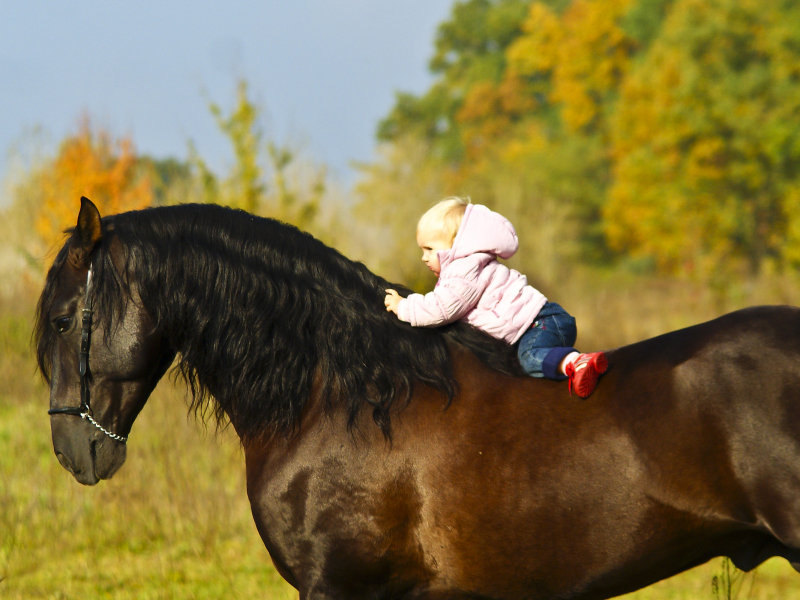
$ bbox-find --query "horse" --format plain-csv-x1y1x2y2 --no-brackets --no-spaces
36,197,800,600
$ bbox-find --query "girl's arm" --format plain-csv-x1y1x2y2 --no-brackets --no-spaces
395,276,483,327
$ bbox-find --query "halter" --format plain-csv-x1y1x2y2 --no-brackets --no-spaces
47,267,128,444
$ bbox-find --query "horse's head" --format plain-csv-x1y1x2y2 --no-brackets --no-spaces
36,198,174,485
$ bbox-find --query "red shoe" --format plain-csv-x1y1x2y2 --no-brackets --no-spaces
565,352,608,398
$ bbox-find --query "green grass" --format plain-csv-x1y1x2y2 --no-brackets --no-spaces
4,272,800,598
618,559,798,600
0,384,297,599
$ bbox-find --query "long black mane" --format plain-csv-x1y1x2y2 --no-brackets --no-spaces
37,204,522,440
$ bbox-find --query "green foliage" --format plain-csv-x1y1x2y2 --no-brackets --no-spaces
377,0,530,164
209,80,266,213
203,79,327,231
620,0,675,48
137,155,195,207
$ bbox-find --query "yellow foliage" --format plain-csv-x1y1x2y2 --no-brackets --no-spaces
506,2,563,76
553,0,636,130
685,137,726,183
501,121,548,163
783,187,800,268
34,118,152,251
510,0,636,131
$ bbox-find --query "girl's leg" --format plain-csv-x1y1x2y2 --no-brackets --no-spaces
518,344,575,379
517,302,607,397
517,303,577,379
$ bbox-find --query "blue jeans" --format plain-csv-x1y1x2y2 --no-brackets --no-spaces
517,302,577,380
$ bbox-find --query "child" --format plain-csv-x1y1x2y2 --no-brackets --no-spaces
384,197,607,398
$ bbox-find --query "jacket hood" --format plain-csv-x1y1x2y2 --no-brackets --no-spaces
450,204,519,260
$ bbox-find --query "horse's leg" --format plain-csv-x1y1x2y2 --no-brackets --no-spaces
745,474,800,571
724,373,800,572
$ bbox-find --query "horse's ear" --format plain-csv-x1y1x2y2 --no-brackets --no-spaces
67,197,103,269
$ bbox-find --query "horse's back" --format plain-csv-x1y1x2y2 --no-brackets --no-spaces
605,305,800,441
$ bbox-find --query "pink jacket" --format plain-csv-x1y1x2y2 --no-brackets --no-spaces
397,204,546,344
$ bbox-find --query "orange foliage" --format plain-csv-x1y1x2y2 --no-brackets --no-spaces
35,117,153,250
457,75,536,166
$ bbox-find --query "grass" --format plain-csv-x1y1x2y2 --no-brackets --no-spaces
618,559,799,600
0,381,297,599
3,271,800,599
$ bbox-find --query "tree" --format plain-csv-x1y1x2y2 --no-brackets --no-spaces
209,80,266,213
605,0,800,278
378,0,531,165
137,155,195,207
203,79,325,231
460,0,638,264
508,0,636,133
366,0,800,286
30,117,152,253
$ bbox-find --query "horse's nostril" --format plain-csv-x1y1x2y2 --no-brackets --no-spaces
55,451,76,473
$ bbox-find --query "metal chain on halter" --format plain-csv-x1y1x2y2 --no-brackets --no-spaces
83,413,128,443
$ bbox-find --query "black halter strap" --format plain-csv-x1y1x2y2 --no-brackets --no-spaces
48,268,128,443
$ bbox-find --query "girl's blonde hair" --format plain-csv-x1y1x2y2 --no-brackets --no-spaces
417,196,469,244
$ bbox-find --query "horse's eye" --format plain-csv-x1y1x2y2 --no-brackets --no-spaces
53,316,73,334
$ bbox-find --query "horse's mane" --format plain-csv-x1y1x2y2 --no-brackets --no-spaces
37,204,522,441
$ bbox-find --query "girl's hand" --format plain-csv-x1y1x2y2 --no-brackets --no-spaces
384,289,402,314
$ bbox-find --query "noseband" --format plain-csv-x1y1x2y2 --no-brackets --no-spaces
47,267,128,444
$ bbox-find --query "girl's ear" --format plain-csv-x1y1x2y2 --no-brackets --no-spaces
67,197,103,269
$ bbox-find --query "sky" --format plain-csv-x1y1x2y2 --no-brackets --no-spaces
0,1,454,197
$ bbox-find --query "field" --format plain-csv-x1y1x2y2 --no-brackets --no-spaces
3,270,800,599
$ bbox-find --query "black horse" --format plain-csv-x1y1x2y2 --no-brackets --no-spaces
36,198,800,599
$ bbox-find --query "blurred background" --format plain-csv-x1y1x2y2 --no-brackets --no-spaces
3,0,800,597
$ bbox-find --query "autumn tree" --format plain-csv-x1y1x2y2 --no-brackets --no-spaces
483,0,638,265
366,0,800,291
605,0,800,279
28,117,153,253
364,0,559,286
507,0,636,133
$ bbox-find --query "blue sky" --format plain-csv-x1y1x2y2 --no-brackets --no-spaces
0,1,453,195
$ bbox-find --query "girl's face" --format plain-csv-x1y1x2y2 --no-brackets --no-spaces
416,226,452,276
